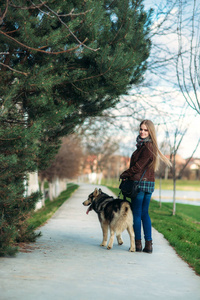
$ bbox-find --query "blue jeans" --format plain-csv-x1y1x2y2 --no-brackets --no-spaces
131,190,152,241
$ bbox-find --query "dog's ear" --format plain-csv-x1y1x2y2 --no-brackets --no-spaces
99,188,102,194
93,188,99,197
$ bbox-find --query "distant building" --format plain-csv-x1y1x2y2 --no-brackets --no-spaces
185,158,200,180
79,153,200,182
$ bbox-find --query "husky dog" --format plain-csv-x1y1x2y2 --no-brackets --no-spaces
82,188,135,252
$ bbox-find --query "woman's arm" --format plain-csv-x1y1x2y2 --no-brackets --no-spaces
120,144,153,179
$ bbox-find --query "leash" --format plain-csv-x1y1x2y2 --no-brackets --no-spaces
118,190,122,199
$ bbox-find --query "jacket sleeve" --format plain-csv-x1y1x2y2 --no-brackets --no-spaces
120,144,153,179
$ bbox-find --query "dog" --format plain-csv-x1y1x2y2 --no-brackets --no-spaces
82,188,135,252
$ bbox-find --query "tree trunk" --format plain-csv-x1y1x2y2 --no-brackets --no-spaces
28,171,42,210
159,177,162,208
40,180,45,207
173,177,176,216
48,182,55,201
165,166,169,180
172,157,176,216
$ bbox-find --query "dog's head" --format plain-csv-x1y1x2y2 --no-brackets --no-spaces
82,188,102,214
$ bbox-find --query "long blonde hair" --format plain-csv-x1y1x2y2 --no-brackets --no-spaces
140,120,172,171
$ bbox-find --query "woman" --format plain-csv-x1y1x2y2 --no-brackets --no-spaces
120,120,171,253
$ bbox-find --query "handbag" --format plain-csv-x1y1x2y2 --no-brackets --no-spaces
119,170,147,199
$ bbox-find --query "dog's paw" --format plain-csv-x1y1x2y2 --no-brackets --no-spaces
118,241,123,246
117,235,123,245
100,242,107,247
129,248,135,252
107,246,112,250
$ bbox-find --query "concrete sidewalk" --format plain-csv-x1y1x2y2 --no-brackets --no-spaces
0,184,200,300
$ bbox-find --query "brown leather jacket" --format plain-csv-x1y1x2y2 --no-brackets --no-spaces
120,142,155,182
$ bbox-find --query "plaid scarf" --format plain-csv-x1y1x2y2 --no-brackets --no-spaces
136,135,152,148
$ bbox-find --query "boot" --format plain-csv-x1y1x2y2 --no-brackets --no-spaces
135,240,142,252
143,240,153,254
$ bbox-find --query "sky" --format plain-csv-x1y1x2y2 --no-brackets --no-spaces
87,0,200,160
114,0,200,159
112,92,200,159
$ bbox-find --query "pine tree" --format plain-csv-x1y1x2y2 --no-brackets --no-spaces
0,0,151,255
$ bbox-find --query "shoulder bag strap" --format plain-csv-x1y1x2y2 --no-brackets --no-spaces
138,169,147,184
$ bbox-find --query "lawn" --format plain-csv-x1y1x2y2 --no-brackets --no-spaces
101,178,200,191
106,185,200,276
155,179,200,191
149,200,200,276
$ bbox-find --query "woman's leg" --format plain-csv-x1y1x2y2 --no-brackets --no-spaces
141,192,152,241
131,191,145,240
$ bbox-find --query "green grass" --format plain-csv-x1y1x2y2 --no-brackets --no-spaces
106,185,200,276
101,178,200,191
28,183,79,230
149,200,200,276
155,179,200,191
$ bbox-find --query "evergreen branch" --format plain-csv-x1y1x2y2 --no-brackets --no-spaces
31,4,92,18
1,119,27,125
38,1,100,52
9,1,47,10
110,1,129,45
1,1,99,54
0,62,28,76
59,8,92,17
107,0,118,9
71,83,89,94
0,0,9,25
0,29,86,55
71,51,120,82
0,137,22,140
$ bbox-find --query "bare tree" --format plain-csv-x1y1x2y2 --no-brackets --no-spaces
162,108,200,215
39,135,83,202
176,0,200,114
79,119,120,180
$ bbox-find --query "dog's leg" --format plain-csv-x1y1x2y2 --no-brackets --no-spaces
116,234,123,245
107,228,115,250
100,222,108,247
127,226,135,252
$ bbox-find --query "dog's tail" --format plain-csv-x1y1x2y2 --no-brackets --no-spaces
121,202,131,216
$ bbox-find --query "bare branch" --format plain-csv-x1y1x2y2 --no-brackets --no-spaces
0,1,99,55
0,62,28,76
0,0,9,25
37,1,100,52
9,1,47,10
0,29,86,55
176,0,200,113
178,138,200,178
59,8,93,17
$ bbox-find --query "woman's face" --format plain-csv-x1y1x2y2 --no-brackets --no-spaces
139,124,149,139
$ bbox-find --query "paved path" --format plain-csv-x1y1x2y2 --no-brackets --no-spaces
153,189,200,206
1,184,200,300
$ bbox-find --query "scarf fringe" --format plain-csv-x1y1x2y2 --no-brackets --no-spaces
136,135,152,148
